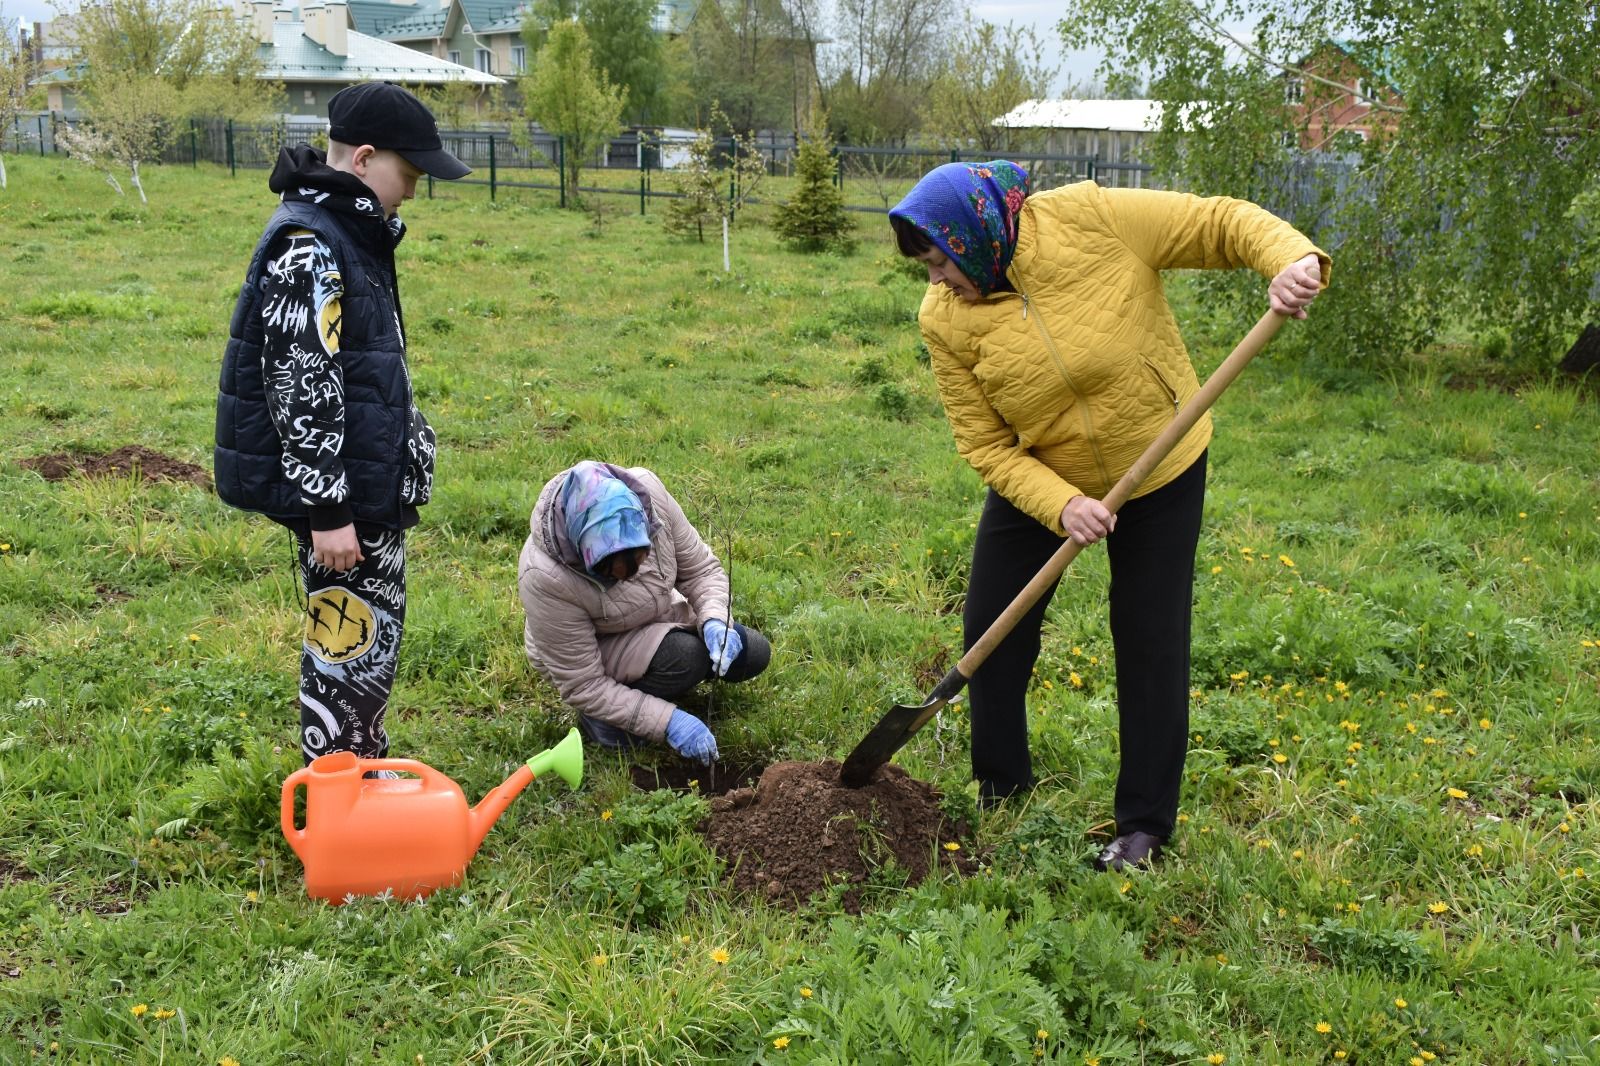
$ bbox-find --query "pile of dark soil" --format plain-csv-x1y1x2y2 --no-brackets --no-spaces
700,760,971,912
22,445,210,488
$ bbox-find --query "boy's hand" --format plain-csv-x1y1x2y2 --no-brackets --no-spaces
311,524,364,572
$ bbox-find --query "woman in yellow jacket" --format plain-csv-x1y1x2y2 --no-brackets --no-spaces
889,162,1328,871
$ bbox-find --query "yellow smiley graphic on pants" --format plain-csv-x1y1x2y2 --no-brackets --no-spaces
305,588,375,663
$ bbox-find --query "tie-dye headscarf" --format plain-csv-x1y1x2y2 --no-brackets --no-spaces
561,461,652,574
888,161,1031,296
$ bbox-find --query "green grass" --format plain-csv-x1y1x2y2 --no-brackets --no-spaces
2,155,1599,1063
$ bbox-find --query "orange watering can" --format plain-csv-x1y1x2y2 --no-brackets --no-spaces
280,728,583,903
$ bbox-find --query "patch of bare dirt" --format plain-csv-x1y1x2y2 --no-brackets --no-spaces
21,445,210,488
699,760,971,913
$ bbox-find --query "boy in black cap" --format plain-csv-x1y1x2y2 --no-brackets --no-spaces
215,82,469,763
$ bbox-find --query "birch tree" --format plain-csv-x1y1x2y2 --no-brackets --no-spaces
1064,0,1600,367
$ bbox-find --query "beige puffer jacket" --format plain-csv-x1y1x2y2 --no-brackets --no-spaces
518,465,729,740
919,181,1330,533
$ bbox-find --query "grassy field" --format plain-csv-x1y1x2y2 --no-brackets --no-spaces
2,154,1599,1064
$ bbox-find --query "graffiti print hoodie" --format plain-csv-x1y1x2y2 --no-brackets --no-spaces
215,145,435,533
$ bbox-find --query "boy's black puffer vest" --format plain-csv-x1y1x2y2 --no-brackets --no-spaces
216,197,421,530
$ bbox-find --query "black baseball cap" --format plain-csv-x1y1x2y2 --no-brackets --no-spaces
328,81,471,180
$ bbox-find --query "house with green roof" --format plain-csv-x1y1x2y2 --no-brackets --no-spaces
38,0,500,119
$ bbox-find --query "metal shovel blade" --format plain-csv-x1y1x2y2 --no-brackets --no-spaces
839,666,968,787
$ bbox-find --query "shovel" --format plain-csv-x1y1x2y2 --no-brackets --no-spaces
839,310,1289,787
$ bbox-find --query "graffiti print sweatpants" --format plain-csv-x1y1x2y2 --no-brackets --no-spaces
296,527,407,763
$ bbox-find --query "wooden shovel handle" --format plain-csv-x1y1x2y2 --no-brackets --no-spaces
954,310,1288,679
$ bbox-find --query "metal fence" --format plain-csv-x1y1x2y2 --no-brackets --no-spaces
5,113,1165,213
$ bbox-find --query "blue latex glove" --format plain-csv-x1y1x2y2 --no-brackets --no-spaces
665,708,719,765
702,619,743,677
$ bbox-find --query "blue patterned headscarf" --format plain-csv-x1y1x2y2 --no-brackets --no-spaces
561,461,651,574
889,161,1031,296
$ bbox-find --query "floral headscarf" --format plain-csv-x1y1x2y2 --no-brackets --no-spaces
888,161,1031,296
560,461,652,574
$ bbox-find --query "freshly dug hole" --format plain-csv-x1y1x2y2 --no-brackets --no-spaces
699,760,971,912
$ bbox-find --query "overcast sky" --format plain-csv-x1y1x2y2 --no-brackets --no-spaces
6,0,1110,95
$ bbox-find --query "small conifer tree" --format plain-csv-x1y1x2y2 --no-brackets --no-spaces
773,118,854,253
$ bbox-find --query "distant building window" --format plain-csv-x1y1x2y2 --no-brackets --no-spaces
1354,78,1371,105
1280,130,1297,149
1284,76,1304,104
448,49,461,64
511,45,525,72
652,1,670,31
303,89,316,106
475,47,492,73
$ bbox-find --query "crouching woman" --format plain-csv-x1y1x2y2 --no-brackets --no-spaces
518,461,770,764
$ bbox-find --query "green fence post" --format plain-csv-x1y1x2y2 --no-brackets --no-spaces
639,168,645,215
190,119,197,167
488,134,496,201
949,148,958,163
38,115,46,156
558,135,565,208
427,173,434,199
226,119,236,177
1088,153,1098,184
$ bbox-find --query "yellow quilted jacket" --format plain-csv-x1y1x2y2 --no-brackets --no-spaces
919,181,1330,535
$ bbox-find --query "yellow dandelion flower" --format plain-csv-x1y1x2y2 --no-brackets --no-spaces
1072,646,1082,656
800,986,813,998
1268,738,1281,747
1069,672,1083,688
710,947,730,964
1292,849,1304,859
1465,843,1484,857
1315,1021,1332,1034
591,953,607,967
1559,822,1571,833
1405,722,1418,733
1447,787,1468,799
1211,565,1222,574
1273,752,1288,764
680,935,692,945
187,633,200,643
1085,1057,1101,1066
0,544,9,552
1230,670,1249,681
943,841,961,852
1279,553,1295,567
1347,741,1362,752
1420,1052,1436,1062
1427,901,1449,914
1037,1029,1050,1040
773,1037,790,1049
154,1008,176,1021
1215,953,1229,965
1177,813,1190,823
1335,1052,1347,1061
1256,838,1272,848
1411,1058,1425,1066
1208,1054,1226,1065
1345,902,1361,913
1574,867,1587,879
1119,880,1132,894
601,810,613,821
245,890,258,903
1422,736,1438,745
221,1059,241,1066
1479,718,1492,730
1394,997,1408,1009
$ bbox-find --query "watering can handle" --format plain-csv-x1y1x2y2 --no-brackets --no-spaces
280,767,311,859
357,758,452,786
